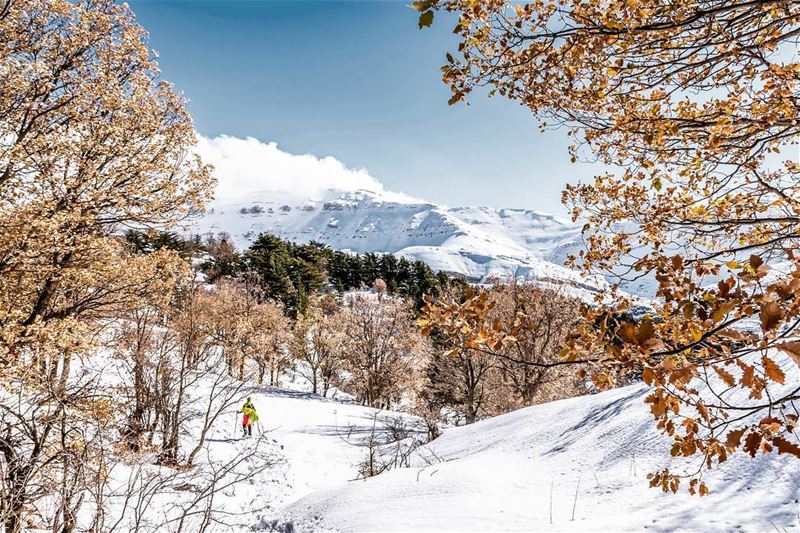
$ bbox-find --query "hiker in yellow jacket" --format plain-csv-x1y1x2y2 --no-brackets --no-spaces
240,397,259,437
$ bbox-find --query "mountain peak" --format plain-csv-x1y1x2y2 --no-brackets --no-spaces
189,189,600,297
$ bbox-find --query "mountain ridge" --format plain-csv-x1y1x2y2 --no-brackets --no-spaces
188,188,607,296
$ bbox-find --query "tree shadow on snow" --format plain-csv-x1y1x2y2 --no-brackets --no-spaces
240,385,358,405
291,416,428,448
624,453,800,532
293,424,378,438
542,387,650,458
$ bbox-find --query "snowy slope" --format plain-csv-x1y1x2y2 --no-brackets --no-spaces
279,356,800,532
91,352,799,532
189,188,608,294
94,377,426,532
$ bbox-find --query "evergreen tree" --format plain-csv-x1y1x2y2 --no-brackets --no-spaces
125,230,191,257
202,233,241,282
242,232,457,314
244,234,295,311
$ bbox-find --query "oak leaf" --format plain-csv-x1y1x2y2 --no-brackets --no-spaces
773,436,800,457
776,342,800,368
761,355,785,385
759,300,783,332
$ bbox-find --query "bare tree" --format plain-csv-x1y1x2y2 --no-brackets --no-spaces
0,340,119,533
490,281,586,407
425,344,498,425
420,282,588,424
290,299,345,396
338,413,428,480
199,279,287,384
101,436,281,533
339,294,427,409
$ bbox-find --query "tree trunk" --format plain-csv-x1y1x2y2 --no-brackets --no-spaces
0,436,31,533
464,386,477,424
127,356,147,451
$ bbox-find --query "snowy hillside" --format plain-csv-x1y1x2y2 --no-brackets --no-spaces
189,188,607,294
115,351,798,532
90,351,799,532
277,356,800,532
94,375,428,532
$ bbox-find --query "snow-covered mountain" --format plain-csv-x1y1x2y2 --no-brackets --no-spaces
188,187,608,295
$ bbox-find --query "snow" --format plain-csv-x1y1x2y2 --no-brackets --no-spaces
80,373,416,531
83,322,799,533
242,387,420,502
187,188,602,292
275,358,800,532
89,348,800,532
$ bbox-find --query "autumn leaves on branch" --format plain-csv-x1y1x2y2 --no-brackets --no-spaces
415,0,800,493
0,1,214,530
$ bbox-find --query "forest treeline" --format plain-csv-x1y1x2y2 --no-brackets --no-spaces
124,228,586,421
126,229,467,315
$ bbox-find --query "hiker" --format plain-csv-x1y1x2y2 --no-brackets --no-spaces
240,397,259,437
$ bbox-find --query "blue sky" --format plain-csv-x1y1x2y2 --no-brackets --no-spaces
130,1,590,214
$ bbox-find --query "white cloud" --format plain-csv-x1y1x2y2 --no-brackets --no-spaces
195,135,419,205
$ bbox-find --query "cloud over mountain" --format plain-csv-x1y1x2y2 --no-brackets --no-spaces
196,135,419,205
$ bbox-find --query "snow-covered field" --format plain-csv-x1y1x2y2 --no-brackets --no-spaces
139,355,800,533
108,381,427,532
279,382,799,532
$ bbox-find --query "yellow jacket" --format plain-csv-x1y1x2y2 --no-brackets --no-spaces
242,402,259,423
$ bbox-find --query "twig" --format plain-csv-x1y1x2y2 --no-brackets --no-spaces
571,475,581,522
